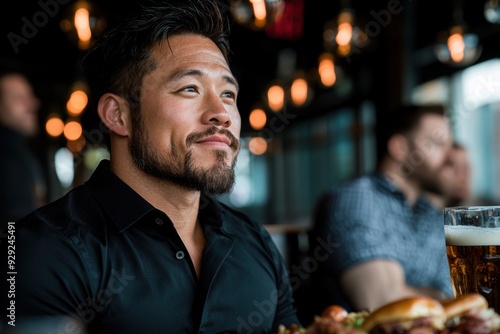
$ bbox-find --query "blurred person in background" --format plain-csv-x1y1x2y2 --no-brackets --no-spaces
307,105,454,318
0,69,46,229
426,142,471,210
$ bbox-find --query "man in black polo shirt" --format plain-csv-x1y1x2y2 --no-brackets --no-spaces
3,0,300,332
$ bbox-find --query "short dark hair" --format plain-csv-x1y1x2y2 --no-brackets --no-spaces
81,0,231,117
376,104,447,164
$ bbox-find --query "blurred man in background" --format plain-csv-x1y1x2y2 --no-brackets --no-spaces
308,105,454,318
426,142,471,209
0,70,46,228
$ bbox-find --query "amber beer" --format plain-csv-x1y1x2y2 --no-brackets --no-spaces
445,225,500,312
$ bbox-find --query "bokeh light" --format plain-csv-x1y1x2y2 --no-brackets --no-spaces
64,121,83,141
248,137,267,155
45,116,65,137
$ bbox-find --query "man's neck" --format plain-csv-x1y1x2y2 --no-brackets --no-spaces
378,159,420,206
110,155,201,234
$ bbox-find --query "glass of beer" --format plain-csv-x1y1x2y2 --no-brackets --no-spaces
444,206,500,312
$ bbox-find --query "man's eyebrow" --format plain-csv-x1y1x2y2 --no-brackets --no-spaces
168,69,239,90
223,75,239,91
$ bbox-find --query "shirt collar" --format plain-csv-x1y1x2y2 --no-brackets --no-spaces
199,194,226,229
86,160,155,232
372,171,439,211
86,160,227,233
371,171,403,195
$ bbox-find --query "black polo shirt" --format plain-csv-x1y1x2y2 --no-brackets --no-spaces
6,160,299,333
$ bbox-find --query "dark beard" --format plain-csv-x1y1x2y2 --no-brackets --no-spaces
129,113,239,196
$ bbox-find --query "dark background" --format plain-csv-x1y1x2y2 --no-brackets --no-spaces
2,0,500,137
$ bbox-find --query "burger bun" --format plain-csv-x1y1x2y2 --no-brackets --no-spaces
441,293,488,320
361,297,446,332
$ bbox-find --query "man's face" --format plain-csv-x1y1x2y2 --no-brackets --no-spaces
129,34,241,195
406,114,453,194
439,147,471,204
0,74,39,136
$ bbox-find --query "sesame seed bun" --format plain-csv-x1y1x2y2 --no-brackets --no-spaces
441,293,488,320
361,297,446,333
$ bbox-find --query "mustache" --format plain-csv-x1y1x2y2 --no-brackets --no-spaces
186,126,240,152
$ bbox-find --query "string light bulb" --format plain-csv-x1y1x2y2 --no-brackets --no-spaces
434,25,481,67
249,108,267,130
64,121,83,141
290,76,308,106
318,53,336,87
248,137,267,155
46,115,65,137
435,0,481,67
267,84,285,111
60,0,106,50
230,0,285,30
323,7,367,58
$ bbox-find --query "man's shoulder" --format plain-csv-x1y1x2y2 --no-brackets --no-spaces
325,173,381,197
17,183,95,232
314,173,392,220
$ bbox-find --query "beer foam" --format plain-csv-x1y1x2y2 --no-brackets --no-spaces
445,225,500,246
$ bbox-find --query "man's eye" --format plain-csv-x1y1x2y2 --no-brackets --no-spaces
182,86,197,93
222,91,236,99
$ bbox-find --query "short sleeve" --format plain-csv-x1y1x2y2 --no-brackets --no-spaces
1,214,94,328
312,182,402,274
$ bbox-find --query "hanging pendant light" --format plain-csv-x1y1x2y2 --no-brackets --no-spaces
322,6,368,58
318,52,337,87
60,0,106,50
230,0,285,30
434,0,481,67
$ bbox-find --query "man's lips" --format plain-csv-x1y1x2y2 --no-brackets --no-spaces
195,135,232,147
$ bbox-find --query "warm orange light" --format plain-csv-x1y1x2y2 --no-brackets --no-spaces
336,22,353,46
64,121,83,141
318,53,336,87
46,116,65,137
267,85,285,111
448,32,465,63
248,137,267,155
249,108,267,130
250,0,267,20
290,78,308,106
75,7,91,42
67,90,88,116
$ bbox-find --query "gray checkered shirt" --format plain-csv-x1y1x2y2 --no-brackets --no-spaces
312,172,453,308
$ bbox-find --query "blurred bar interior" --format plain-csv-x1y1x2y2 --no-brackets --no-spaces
2,0,500,263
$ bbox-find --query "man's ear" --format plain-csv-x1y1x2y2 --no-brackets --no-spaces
387,134,409,162
97,93,131,137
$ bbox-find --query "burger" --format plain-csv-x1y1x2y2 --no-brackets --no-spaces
441,293,500,334
279,294,500,334
360,297,446,334
303,305,369,334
